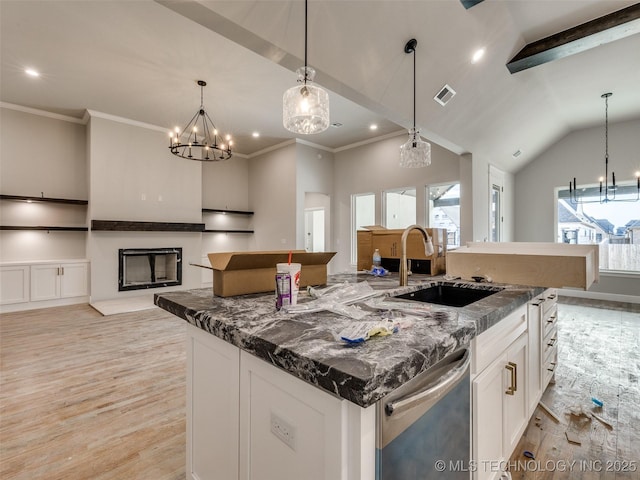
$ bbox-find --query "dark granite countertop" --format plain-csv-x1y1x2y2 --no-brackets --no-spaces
155,273,544,408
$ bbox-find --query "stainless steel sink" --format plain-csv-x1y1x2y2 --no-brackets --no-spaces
393,283,503,308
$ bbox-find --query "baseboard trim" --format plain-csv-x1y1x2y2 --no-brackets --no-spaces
559,288,640,305
0,296,89,314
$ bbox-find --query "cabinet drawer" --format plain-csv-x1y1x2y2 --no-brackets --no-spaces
542,325,558,361
543,350,557,388
541,289,557,316
472,304,527,376
542,305,558,338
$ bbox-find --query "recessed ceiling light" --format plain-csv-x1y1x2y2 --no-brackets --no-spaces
25,68,40,77
471,48,485,64
369,124,378,131
331,122,343,128
252,132,260,138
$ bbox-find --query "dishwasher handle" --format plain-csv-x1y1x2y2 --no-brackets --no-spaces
385,348,470,417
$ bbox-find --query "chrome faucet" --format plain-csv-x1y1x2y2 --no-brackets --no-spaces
399,225,434,286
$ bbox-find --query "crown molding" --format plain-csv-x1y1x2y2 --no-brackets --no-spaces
333,130,406,153
85,109,168,133
0,102,85,124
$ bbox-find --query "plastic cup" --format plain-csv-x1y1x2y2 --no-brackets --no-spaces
276,263,301,305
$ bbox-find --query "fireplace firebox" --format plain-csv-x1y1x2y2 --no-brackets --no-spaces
118,248,182,291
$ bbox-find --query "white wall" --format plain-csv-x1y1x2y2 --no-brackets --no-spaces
515,118,640,298
87,114,203,301
248,142,297,251
0,107,87,262
202,156,251,257
332,133,463,272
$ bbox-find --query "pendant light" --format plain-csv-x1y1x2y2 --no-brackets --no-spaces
282,0,330,135
169,80,232,161
569,93,639,203
399,39,431,168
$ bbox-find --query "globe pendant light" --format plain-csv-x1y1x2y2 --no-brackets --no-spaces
400,39,431,168
282,0,330,135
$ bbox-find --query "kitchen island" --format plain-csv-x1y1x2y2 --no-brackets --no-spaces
155,274,547,480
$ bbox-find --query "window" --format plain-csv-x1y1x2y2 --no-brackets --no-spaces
489,165,504,242
556,183,640,273
427,183,460,248
384,188,416,229
351,193,375,264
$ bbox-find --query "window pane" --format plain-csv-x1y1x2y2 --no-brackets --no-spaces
428,183,460,248
557,184,640,273
384,188,416,229
351,193,375,264
490,184,501,242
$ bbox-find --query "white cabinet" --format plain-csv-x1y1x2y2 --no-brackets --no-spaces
31,262,89,301
526,288,558,416
0,265,30,304
187,324,240,480
1,260,89,312
185,323,375,480
471,304,529,480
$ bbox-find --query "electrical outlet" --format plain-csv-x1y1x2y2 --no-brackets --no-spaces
270,412,296,450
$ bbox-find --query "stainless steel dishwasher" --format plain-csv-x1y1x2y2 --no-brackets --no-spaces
376,348,470,480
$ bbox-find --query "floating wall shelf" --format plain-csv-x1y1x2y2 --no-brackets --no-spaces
202,208,254,216
203,229,254,234
91,220,205,232
0,226,88,232
0,194,88,205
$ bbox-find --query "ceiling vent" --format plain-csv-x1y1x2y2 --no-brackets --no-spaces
434,84,456,106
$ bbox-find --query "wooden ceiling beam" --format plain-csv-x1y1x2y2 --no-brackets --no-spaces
507,3,640,74
460,0,484,9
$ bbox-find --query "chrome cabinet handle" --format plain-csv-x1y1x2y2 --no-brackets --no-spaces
547,315,556,323
547,337,556,347
505,362,517,395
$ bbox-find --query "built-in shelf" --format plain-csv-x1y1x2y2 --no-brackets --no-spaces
202,208,254,216
0,194,88,205
0,226,88,231
91,220,205,232
203,229,254,234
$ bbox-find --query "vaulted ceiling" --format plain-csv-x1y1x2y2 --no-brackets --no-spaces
2,1,639,173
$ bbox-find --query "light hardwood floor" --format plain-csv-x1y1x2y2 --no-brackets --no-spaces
0,304,186,480
1,299,638,480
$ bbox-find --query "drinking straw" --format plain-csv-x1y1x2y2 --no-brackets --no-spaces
288,250,292,265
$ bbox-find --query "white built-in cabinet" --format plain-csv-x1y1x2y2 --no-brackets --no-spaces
0,260,90,312
186,323,375,480
471,304,529,480
0,265,30,304
471,290,557,480
31,262,88,301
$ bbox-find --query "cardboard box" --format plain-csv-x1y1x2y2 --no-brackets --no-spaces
357,226,447,275
207,250,336,297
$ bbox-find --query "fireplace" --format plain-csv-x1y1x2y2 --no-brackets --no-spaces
118,248,182,291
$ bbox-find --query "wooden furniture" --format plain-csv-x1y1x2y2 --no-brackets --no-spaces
356,227,447,275
446,242,598,289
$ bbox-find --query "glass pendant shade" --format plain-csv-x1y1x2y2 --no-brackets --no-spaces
400,128,431,168
283,67,330,135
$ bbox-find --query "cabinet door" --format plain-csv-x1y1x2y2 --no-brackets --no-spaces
0,265,30,304
472,351,507,480
239,351,344,480
60,262,89,298
31,264,61,301
504,332,528,457
187,324,240,480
